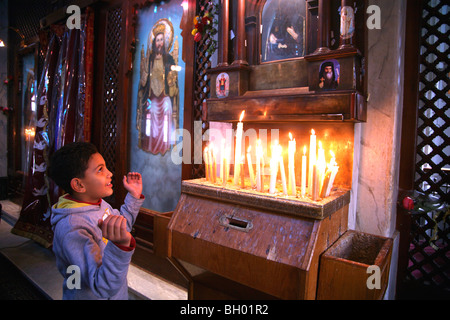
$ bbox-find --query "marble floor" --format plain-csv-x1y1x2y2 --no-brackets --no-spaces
0,199,187,300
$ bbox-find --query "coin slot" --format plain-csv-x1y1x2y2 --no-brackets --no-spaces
219,215,253,232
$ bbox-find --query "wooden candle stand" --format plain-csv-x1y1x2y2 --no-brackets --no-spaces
168,179,349,299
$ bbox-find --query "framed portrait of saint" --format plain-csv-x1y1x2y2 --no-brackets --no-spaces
318,59,340,91
261,0,307,63
130,1,185,212
137,18,180,155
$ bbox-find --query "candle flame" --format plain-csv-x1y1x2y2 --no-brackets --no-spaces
25,127,35,138
239,110,245,122
303,146,307,155
289,132,293,141
319,141,323,149
311,129,315,135
329,150,337,167
247,146,251,153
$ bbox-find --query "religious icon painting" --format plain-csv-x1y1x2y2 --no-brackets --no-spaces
318,59,340,91
261,0,307,63
216,72,229,98
130,1,185,213
136,17,181,156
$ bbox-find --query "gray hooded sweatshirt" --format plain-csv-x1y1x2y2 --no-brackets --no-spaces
50,193,144,300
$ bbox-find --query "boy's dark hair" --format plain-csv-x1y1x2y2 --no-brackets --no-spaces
48,142,99,194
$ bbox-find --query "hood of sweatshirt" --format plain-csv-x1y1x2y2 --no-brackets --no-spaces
50,194,106,230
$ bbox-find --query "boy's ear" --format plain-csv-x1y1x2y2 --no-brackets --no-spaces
70,178,86,193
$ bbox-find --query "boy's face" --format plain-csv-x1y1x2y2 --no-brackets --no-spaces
75,153,113,202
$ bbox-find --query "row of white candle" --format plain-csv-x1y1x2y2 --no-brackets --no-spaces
203,111,339,201
204,136,338,200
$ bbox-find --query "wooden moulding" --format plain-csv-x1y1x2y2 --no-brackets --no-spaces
317,230,393,300
206,90,366,123
181,179,350,220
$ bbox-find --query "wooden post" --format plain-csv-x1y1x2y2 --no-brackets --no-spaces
217,0,229,66
231,0,248,65
313,0,331,54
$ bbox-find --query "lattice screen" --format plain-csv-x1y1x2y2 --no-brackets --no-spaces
190,0,216,178
409,0,449,290
101,6,123,204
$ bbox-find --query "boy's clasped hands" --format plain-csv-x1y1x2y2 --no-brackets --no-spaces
98,172,143,247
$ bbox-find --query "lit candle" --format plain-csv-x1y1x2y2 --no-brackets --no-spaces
211,143,216,184
301,146,307,197
269,159,278,194
312,164,319,201
226,147,230,183
256,139,262,192
204,147,210,181
222,155,227,186
329,150,336,168
320,170,332,198
325,151,339,197
260,144,265,191
326,166,339,197
288,133,296,196
208,145,214,183
269,141,279,194
278,145,288,195
220,139,225,181
223,146,230,186
308,129,316,196
240,156,245,188
234,111,245,185
247,146,255,188
321,150,334,196
317,141,326,191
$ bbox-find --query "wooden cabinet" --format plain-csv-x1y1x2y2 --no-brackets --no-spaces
168,179,349,299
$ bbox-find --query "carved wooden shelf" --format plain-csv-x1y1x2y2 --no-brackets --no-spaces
206,90,366,123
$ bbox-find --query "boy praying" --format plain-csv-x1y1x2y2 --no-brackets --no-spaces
48,142,144,299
